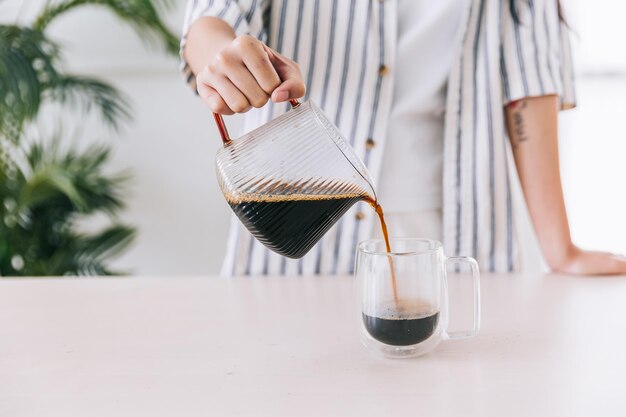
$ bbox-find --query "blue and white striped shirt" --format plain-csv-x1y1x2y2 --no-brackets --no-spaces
181,0,576,276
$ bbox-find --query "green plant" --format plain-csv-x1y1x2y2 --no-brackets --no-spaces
0,0,178,276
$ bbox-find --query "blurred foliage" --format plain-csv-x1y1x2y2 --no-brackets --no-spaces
0,140,135,275
0,25,131,138
0,0,178,276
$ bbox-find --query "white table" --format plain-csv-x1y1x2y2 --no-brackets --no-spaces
1,274,626,417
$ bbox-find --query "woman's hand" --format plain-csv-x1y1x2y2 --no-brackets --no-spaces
195,34,305,115
551,246,626,276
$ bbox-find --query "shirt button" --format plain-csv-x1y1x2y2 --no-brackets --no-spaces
355,211,366,221
365,138,376,149
378,64,389,76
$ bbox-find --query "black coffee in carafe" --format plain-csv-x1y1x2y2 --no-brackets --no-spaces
227,190,365,259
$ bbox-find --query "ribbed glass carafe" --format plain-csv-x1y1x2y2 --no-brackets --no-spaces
215,100,375,259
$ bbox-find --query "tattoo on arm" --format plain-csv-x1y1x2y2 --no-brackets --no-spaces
510,100,529,149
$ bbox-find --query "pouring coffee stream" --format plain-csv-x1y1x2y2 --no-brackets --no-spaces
362,196,399,304
213,99,398,304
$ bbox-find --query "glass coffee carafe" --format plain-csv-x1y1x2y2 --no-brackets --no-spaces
213,100,376,259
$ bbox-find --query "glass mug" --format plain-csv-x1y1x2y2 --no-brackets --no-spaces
355,238,481,358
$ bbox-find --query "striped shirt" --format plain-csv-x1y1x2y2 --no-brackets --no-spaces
181,0,576,276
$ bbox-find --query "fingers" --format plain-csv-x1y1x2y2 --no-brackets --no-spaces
565,251,626,276
590,252,626,275
222,55,271,108
265,45,306,102
197,62,253,114
197,71,232,115
210,73,252,113
239,38,282,95
609,254,626,274
272,78,306,102
196,70,236,114
197,34,306,113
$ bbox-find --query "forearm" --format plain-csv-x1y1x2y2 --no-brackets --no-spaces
505,95,575,269
184,17,236,76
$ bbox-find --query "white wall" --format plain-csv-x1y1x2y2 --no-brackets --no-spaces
568,0,626,74
558,0,626,256
1,1,624,275
560,79,626,256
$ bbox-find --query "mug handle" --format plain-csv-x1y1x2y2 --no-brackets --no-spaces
213,99,301,145
443,256,481,339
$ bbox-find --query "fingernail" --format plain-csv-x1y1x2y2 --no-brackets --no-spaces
273,90,289,102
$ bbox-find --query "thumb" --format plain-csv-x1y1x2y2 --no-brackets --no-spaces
264,45,306,102
271,79,306,102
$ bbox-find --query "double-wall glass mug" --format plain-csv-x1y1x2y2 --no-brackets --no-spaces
355,238,481,358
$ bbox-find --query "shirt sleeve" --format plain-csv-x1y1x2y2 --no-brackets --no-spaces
180,0,270,90
500,0,576,110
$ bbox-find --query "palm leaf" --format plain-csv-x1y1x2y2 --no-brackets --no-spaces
19,140,128,214
40,224,135,275
46,75,132,130
75,225,136,275
19,165,87,211
65,144,129,215
0,26,59,137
